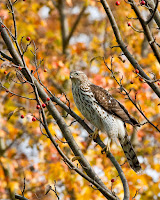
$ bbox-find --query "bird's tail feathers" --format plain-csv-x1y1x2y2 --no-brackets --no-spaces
119,135,142,174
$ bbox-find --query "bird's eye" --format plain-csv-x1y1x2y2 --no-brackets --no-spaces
75,72,79,76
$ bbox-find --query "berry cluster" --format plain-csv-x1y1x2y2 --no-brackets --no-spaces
20,97,50,122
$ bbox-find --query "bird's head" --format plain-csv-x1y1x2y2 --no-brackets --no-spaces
70,71,89,85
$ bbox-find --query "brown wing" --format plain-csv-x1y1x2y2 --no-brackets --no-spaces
90,84,139,126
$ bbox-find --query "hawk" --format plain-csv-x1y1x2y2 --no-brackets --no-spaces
70,70,142,173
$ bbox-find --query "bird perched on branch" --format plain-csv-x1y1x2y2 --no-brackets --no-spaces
70,70,142,173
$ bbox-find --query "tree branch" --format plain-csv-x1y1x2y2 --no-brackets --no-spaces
56,1,86,54
39,80,130,199
64,5,87,49
57,0,69,54
0,14,119,200
145,0,160,28
38,103,119,200
100,0,160,99
146,0,159,24
128,0,160,63
0,50,13,61
34,78,114,196
105,57,160,132
107,153,130,200
0,19,33,86
15,194,29,200
0,3,138,199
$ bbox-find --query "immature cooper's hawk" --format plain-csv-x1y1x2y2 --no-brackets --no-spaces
70,70,142,173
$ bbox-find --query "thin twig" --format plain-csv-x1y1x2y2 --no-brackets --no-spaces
21,177,26,197
130,25,144,33
128,0,160,63
132,189,140,199
145,0,160,28
146,0,159,24
103,57,160,133
55,134,68,143
50,181,60,200
8,0,17,38
64,5,87,49
0,82,36,100
100,0,160,98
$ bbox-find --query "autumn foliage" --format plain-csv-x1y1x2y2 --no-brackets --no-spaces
0,0,160,200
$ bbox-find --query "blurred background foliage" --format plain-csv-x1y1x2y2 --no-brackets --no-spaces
0,0,160,199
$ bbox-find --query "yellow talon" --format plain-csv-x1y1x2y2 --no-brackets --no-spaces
101,138,111,154
89,128,99,140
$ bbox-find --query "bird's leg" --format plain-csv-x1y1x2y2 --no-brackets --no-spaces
89,128,99,140
101,138,111,154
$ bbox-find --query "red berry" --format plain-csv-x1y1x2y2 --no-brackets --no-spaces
21,115,24,119
36,105,40,109
1,25,5,28
130,81,134,84
111,179,115,183
6,89,9,93
44,69,47,72
32,117,36,121
140,0,145,5
42,103,46,108
26,36,30,41
139,77,143,82
115,1,120,6
135,69,139,74
47,97,50,101
127,22,131,27
4,71,7,74
18,66,22,70
158,82,160,86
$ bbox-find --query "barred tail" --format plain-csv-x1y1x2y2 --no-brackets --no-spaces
119,135,142,174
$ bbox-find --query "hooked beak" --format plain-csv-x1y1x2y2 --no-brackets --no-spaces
70,74,73,79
